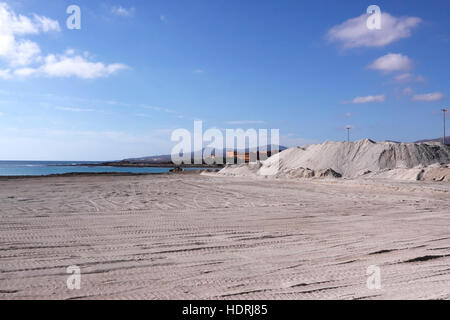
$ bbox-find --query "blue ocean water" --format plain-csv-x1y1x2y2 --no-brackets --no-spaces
0,161,201,176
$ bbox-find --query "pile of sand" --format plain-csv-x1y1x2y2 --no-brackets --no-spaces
366,164,450,182
218,139,450,181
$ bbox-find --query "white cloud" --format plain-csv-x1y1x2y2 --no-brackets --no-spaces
194,69,204,74
0,4,128,80
412,92,444,102
0,4,60,34
345,95,385,104
32,14,61,32
111,6,135,17
14,54,129,79
327,12,421,49
9,40,41,66
13,67,34,76
0,3,59,67
368,53,413,73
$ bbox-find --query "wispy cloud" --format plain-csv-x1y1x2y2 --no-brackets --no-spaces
55,106,95,112
141,104,178,114
327,12,421,49
368,53,413,73
0,69,11,79
111,6,135,17
394,72,426,83
3,127,144,143
439,34,450,43
412,92,444,102
226,120,266,125
403,87,413,96
135,113,152,118
344,95,385,104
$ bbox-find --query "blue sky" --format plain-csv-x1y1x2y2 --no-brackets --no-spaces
0,0,448,160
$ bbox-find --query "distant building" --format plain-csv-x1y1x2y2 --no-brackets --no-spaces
225,150,276,164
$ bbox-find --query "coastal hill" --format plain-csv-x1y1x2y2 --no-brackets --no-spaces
101,145,287,167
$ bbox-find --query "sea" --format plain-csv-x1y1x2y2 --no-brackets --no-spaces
0,161,203,176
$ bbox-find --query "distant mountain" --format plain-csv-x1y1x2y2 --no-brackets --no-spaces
124,154,172,164
123,145,287,164
414,137,449,144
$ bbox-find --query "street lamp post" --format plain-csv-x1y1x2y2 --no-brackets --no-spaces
345,126,351,143
443,108,448,145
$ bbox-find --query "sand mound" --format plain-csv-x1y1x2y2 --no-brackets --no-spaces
217,162,263,177
218,139,450,181
367,164,450,182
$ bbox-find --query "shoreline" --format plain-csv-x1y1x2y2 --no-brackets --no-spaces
0,169,219,180
56,162,224,169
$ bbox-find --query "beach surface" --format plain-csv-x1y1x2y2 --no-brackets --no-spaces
0,173,449,300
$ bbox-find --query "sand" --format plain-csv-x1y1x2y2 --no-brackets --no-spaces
0,173,449,300
219,140,450,180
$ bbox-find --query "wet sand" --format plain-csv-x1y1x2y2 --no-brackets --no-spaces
0,173,449,300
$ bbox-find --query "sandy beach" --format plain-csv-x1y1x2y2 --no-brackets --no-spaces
0,173,449,300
